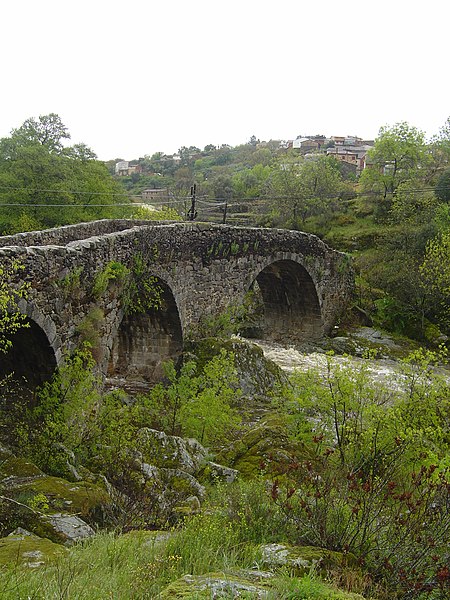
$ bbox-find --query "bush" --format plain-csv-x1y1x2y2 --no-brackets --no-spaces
270,352,450,598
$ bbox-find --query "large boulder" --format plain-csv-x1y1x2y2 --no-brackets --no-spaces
112,429,237,525
136,428,208,474
140,461,205,520
1,451,112,543
41,513,95,546
159,570,275,599
186,337,287,404
159,568,366,599
218,414,311,478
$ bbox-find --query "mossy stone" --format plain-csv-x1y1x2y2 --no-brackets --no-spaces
159,570,275,599
159,569,366,599
7,475,110,517
136,428,207,474
218,414,311,478
260,542,357,576
0,456,43,478
186,337,287,403
0,532,67,568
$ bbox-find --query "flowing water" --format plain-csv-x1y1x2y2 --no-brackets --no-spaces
250,338,404,385
247,327,450,391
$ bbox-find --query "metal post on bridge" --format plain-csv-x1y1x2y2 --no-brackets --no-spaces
187,184,197,221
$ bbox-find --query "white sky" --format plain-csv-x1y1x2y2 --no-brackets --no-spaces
1,0,449,160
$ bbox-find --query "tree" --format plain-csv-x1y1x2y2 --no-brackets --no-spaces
390,178,438,225
139,350,241,445
231,164,271,200
435,168,450,203
10,113,70,154
203,144,216,153
0,114,129,233
428,116,450,182
269,155,343,226
420,230,450,331
211,174,233,201
178,146,201,166
360,122,428,219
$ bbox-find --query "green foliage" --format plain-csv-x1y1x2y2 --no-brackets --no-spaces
270,352,450,597
92,260,130,299
124,252,163,314
195,294,260,339
355,221,439,339
142,349,241,444
26,492,50,512
360,122,428,220
269,155,344,226
389,178,438,225
0,114,130,234
0,260,29,353
6,346,103,475
10,113,70,153
57,265,84,297
435,168,450,203
131,205,181,221
420,230,450,329
75,308,105,358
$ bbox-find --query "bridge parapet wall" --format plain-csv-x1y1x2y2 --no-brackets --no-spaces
0,219,160,248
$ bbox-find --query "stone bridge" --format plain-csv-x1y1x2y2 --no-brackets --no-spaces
0,220,353,389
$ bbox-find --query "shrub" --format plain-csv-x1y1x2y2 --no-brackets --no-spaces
270,352,450,598
92,261,129,299
140,349,241,445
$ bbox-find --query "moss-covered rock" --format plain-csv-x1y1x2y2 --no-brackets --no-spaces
0,456,44,478
136,428,208,474
159,570,275,598
1,456,112,543
198,461,239,484
4,474,111,517
260,543,357,576
218,414,311,478
186,337,287,406
138,461,205,524
159,568,366,599
0,529,67,567
40,513,95,545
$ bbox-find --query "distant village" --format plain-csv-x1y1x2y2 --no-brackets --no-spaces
114,134,375,181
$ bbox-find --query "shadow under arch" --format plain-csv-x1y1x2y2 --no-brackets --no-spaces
246,259,324,341
0,317,58,394
107,277,183,391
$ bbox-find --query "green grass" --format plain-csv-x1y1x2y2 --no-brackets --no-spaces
0,530,367,599
0,480,372,599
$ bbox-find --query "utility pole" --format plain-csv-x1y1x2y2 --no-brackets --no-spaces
222,200,228,224
187,184,197,221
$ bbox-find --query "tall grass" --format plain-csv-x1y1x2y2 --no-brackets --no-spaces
0,480,305,599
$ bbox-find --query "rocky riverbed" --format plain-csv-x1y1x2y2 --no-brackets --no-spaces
247,326,449,387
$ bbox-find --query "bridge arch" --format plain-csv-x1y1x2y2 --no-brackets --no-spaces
244,255,324,341
107,275,183,390
0,315,58,396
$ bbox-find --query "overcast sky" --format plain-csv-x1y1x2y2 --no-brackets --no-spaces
2,1,449,160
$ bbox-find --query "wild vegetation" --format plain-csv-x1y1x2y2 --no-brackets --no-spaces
0,115,450,598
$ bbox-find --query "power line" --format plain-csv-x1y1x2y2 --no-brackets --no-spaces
1,186,450,210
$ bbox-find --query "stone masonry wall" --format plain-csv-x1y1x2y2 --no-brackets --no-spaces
0,221,354,380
